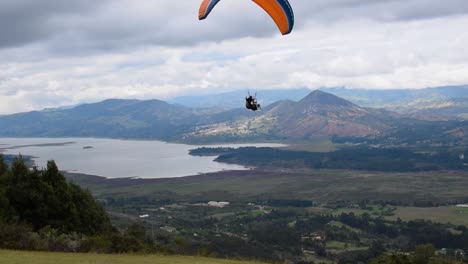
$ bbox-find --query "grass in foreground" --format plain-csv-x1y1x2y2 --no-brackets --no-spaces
0,250,266,264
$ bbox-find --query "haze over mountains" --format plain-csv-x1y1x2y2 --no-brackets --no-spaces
170,89,311,109
1,88,466,145
323,85,468,108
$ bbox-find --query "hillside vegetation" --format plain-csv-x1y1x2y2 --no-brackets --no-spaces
191,146,467,172
0,156,111,235
0,156,155,254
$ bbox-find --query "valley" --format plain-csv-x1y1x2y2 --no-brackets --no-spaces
3,2,468,263
65,168,468,263
1,87,468,263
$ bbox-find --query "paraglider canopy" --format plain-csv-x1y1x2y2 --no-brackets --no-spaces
199,0,294,35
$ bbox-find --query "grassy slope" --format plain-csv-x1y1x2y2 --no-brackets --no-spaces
0,250,266,264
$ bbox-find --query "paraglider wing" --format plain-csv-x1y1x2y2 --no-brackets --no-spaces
252,0,294,35
199,0,222,20
198,0,294,35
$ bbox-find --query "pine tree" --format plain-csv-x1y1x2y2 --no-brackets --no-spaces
0,155,6,176
414,244,435,264
0,155,12,222
2,157,112,235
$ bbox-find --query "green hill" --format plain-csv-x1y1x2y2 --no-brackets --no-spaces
0,250,266,264
0,99,208,140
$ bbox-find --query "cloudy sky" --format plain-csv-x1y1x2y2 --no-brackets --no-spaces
1,0,468,114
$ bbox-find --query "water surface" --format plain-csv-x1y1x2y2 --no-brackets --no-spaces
0,138,283,179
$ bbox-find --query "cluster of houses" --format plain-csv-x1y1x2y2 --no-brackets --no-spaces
301,232,326,242
439,248,466,258
193,201,231,208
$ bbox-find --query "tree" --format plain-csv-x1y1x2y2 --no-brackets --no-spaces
68,183,112,235
0,188,10,221
0,155,9,221
2,157,111,235
0,155,6,176
369,240,386,258
6,158,47,229
414,244,435,264
370,254,412,264
40,160,76,232
428,258,463,264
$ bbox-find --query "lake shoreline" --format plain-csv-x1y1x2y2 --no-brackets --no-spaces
0,135,287,146
61,168,275,186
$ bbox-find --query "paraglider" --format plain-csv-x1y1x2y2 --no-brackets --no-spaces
199,0,294,35
245,92,261,111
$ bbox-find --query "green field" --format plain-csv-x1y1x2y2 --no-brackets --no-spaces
327,220,362,233
388,206,468,226
329,205,468,226
65,169,468,231
67,169,468,204
0,250,266,264
280,136,336,152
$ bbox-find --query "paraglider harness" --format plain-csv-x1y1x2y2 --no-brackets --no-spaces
245,92,261,111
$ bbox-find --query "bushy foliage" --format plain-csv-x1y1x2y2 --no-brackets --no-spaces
199,146,467,172
370,244,463,264
0,155,6,176
0,156,112,235
370,254,413,264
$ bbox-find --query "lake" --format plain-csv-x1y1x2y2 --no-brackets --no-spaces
0,138,283,179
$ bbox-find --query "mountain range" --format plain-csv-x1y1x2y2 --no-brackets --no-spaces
0,90,466,145
170,85,468,121
322,85,468,108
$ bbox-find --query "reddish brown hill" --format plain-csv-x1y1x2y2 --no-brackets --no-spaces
263,90,393,139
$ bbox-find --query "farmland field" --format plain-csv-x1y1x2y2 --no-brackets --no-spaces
67,169,468,204
388,206,468,226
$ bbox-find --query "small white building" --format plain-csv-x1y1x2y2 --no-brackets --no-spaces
208,201,230,208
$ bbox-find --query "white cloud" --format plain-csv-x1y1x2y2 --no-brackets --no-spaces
1,1,468,114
